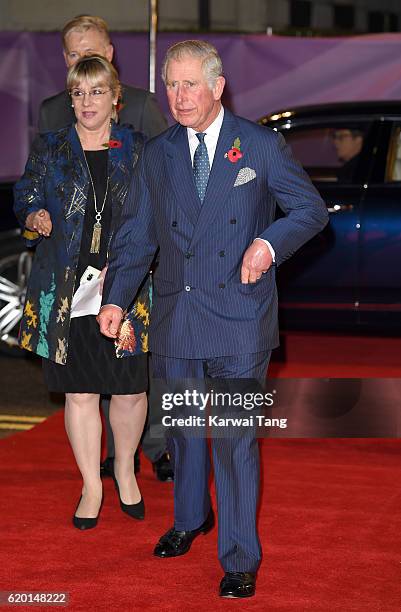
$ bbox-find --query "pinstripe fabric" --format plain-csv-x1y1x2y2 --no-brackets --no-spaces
103,107,328,574
151,351,271,573
103,109,328,359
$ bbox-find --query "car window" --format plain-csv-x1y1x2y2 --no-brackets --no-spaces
281,125,367,184
386,126,401,182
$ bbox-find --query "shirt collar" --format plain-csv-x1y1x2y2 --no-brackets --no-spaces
187,105,224,141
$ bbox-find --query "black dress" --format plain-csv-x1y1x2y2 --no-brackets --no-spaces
43,149,148,394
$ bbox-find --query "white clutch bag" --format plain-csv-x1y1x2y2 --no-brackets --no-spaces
70,266,102,319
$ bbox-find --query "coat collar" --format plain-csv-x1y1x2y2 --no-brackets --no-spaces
66,121,131,204
67,120,126,168
61,122,133,255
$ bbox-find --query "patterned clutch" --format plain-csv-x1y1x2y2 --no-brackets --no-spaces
114,275,152,358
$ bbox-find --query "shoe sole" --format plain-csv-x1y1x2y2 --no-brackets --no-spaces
219,593,255,598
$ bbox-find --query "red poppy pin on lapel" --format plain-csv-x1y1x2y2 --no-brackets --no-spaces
225,137,243,163
102,139,122,149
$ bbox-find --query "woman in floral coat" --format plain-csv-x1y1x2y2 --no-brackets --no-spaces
14,56,151,530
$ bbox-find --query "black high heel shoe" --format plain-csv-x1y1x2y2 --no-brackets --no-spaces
112,475,145,520
72,495,103,530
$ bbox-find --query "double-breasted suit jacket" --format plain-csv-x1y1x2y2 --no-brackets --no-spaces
103,109,328,357
14,122,151,364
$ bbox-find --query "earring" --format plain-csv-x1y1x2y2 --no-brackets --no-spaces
71,104,74,108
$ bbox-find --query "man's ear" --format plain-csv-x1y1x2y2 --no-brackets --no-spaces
105,44,114,63
63,50,69,67
213,76,225,101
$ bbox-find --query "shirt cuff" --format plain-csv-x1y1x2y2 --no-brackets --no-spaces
100,304,123,313
254,238,276,262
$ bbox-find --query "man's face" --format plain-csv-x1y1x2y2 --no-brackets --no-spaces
332,129,363,162
165,55,225,132
63,29,113,67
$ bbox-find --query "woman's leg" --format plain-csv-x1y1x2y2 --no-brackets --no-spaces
110,392,147,504
64,393,103,517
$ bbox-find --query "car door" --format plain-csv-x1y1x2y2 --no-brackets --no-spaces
273,118,377,324
357,119,401,326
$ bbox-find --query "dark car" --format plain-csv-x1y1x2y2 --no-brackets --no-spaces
0,183,32,356
259,100,401,330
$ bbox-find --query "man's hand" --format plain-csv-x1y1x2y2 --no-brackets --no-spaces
26,209,53,237
241,240,273,284
97,305,123,338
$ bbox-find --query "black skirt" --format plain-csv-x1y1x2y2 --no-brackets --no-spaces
43,315,148,394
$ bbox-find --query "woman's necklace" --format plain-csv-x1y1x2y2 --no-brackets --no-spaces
83,152,110,254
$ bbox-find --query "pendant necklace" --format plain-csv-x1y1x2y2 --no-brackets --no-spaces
83,152,110,254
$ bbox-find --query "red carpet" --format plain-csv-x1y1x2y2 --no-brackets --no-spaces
270,331,401,377
1,412,401,611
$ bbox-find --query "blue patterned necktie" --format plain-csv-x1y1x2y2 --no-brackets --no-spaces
193,132,210,203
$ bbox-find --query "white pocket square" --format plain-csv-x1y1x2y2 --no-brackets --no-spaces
234,167,256,187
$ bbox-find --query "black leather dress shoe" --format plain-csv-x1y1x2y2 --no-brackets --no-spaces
152,452,174,482
219,572,256,598
154,509,214,558
100,452,140,478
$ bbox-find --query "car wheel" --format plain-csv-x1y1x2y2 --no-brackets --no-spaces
0,248,32,357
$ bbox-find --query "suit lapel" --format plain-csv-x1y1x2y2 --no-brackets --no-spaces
164,124,201,228
107,123,138,230
189,110,248,248
108,123,128,210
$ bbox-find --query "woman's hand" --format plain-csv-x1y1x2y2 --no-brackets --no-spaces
98,265,108,295
25,209,53,237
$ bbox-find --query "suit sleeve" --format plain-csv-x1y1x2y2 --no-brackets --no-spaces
258,131,329,266
13,135,49,247
102,151,159,309
38,100,50,133
140,92,168,139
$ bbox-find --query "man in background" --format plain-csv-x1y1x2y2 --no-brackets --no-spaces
332,127,364,184
39,14,167,138
39,14,172,481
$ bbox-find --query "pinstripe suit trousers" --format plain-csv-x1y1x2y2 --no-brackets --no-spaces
151,351,271,573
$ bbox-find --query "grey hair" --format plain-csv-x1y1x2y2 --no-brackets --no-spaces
161,40,223,88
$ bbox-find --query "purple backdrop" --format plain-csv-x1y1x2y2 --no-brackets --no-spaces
2,32,401,180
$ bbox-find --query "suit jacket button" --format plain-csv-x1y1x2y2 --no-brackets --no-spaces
230,218,237,224
185,252,192,259
172,221,177,227
185,285,191,292
219,283,226,289
219,251,225,257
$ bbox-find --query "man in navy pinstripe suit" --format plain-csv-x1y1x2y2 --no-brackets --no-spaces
99,40,328,598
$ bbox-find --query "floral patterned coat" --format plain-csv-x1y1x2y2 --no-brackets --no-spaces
13,122,151,364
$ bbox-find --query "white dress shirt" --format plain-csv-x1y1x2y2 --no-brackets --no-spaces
187,105,224,168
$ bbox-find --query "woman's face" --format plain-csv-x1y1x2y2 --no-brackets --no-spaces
71,76,118,131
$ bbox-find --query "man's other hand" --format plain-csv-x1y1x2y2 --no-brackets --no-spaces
241,240,273,284
97,305,123,338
